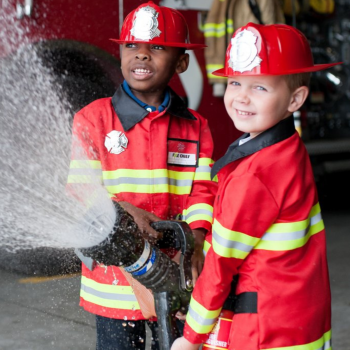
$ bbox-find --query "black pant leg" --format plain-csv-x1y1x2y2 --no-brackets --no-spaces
96,315,146,350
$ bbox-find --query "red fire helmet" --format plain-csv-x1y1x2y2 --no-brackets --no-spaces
110,1,206,50
213,22,342,77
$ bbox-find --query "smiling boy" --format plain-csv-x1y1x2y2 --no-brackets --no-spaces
68,2,217,350
172,23,341,350
120,42,187,105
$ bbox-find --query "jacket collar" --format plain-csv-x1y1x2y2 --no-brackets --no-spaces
211,116,296,179
111,84,196,131
122,80,170,113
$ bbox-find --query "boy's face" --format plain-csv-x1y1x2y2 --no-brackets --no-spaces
224,75,308,138
121,43,188,96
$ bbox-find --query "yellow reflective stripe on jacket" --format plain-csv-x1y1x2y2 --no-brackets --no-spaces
70,160,102,169
67,159,103,184
264,329,331,350
203,240,211,255
203,20,233,37
203,22,226,37
310,0,334,14
206,64,224,71
102,169,194,195
183,203,213,225
212,220,260,259
226,19,233,34
193,158,215,181
69,167,196,195
213,203,324,257
80,275,140,310
255,203,324,251
206,64,226,80
186,297,221,334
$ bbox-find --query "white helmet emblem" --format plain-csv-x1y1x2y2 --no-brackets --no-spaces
130,6,161,41
105,130,128,155
229,30,262,73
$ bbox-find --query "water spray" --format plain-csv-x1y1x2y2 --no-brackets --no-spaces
77,201,194,349
1,8,193,347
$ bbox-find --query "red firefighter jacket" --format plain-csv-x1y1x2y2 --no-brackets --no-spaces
68,85,217,320
184,116,331,350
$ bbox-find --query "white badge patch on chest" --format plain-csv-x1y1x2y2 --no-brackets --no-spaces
130,6,161,41
229,29,262,73
105,130,128,155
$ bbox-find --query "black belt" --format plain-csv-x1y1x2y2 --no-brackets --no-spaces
224,292,258,314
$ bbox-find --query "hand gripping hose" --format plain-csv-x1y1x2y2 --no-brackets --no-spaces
77,201,194,350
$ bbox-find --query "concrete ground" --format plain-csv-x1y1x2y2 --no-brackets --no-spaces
0,209,349,349
0,271,95,350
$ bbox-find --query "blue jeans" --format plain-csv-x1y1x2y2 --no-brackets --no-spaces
96,316,159,350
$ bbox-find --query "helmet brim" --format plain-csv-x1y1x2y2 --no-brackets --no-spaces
110,38,207,50
212,62,343,77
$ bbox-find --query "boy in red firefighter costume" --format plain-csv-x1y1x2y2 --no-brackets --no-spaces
172,23,341,350
68,2,216,350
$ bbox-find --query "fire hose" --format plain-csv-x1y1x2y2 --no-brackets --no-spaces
76,201,194,350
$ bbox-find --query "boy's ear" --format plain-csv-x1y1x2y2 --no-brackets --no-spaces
175,53,190,74
288,86,309,113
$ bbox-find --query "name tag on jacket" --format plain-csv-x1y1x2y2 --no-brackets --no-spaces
167,138,199,167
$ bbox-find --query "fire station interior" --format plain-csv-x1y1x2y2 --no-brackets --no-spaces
0,0,349,349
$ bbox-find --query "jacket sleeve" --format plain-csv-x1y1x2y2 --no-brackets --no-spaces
183,172,279,344
66,110,105,204
182,114,217,232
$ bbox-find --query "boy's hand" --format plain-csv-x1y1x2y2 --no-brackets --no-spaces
119,201,162,243
171,336,201,350
175,310,187,321
191,228,207,285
